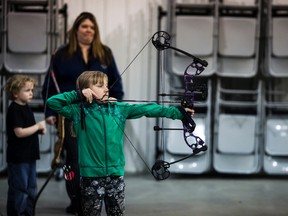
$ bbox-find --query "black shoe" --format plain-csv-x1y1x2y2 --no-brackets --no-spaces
65,205,76,214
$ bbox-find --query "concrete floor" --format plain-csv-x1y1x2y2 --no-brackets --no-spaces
0,173,287,216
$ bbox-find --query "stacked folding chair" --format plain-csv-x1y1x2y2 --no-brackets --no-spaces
262,0,288,175
213,0,262,174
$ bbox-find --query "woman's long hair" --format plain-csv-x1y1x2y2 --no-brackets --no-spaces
67,12,112,65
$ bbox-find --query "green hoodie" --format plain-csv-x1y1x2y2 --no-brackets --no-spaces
47,90,184,177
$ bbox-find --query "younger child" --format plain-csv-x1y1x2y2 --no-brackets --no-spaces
4,75,47,216
46,70,195,216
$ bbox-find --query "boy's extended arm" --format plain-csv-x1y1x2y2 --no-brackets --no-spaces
124,103,184,120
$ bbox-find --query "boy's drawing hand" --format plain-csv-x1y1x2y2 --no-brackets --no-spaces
82,88,98,103
46,116,57,125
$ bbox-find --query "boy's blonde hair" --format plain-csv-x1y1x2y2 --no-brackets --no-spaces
73,71,108,134
4,75,36,100
76,71,108,90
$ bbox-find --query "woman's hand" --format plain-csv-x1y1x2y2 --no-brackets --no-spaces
46,116,57,125
184,108,195,118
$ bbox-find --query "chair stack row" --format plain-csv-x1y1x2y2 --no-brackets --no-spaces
0,0,287,176
159,0,288,175
262,0,288,174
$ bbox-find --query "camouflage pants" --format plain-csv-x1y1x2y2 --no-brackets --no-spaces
80,176,125,216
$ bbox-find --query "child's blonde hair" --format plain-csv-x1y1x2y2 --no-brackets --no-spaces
4,75,36,100
76,71,108,90
74,71,108,133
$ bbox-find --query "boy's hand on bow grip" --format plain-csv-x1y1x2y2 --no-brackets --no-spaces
82,88,98,103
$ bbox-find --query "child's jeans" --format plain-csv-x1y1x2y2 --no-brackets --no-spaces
7,162,37,216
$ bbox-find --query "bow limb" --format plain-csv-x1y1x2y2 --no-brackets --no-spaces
50,115,65,169
50,70,65,169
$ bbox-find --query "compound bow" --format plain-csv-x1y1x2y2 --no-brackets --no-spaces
111,31,208,180
149,31,208,180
